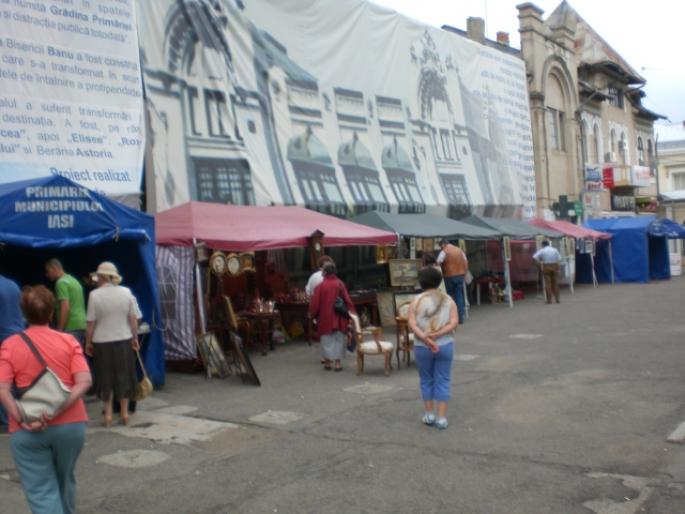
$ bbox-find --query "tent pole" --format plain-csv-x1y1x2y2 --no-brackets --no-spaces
502,242,513,308
193,238,207,333
608,239,616,285
591,244,598,288
568,242,575,295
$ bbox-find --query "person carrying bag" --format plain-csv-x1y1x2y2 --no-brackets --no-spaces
0,285,92,514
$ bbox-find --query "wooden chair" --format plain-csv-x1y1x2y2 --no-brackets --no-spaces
350,313,394,377
395,301,415,368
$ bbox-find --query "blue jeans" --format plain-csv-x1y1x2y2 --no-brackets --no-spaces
10,422,86,514
415,343,454,402
445,274,465,324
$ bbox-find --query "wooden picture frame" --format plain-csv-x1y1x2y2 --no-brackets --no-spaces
388,259,421,288
223,296,239,331
422,238,434,253
226,253,241,276
239,252,255,272
376,245,389,264
209,251,227,276
196,332,231,379
393,291,416,319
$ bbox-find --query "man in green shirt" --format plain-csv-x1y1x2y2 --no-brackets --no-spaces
45,258,87,344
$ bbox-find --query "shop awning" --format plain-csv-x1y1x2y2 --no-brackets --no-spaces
350,211,501,239
461,215,563,240
156,202,397,251
529,218,611,240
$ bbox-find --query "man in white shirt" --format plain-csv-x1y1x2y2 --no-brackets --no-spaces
305,255,333,297
533,241,562,304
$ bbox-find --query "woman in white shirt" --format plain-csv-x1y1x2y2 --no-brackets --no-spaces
85,262,140,427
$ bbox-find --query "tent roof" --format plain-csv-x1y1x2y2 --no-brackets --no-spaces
0,175,153,248
529,218,611,240
645,218,685,239
461,215,562,240
585,215,685,238
350,211,501,239
155,202,397,251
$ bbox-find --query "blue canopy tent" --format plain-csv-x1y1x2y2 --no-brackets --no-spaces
0,175,164,386
584,216,671,283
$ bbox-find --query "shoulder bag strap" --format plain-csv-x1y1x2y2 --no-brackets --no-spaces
18,332,48,370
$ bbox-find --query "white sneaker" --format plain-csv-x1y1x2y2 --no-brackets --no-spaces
435,417,448,430
422,413,435,426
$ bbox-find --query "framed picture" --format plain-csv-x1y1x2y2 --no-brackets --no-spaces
388,259,421,288
240,252,255,272
196,332,231,379
422,238,434,253
584,239,595,255
409,237,416,259
567,237,578,256
226,253,241,276
502,236,512,262
376,245,390,264
209,251,227,276
393,291,416,319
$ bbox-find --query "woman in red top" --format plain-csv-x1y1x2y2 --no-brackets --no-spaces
309,263,355,371
0,286,91,514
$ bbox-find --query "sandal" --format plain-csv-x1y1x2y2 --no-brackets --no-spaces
103,414,113,428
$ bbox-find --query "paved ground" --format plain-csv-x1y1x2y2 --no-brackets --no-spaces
2,278,685,513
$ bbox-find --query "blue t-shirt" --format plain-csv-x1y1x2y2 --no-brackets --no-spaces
0,275,24,343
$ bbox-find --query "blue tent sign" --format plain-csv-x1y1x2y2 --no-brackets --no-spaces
0,175,165,386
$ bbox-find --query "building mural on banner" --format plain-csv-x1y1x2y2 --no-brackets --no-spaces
137,0,536,218
0,0,145,202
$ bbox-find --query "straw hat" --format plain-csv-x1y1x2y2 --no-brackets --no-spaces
94,261,122,284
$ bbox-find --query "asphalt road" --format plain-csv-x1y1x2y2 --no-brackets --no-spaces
2,278,685,513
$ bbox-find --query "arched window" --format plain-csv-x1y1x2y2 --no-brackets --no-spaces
592,124,601,164
545,75,566,151
637,137,645,166
619,132,626,164
647,139,654,167
609,129,616,162
580,120,588,164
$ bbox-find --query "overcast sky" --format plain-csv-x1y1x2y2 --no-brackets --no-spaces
371,0,684,140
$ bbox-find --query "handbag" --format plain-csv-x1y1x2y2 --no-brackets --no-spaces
333,296,349,318
333,280,350,318
133,350,154,401
14,332,71,423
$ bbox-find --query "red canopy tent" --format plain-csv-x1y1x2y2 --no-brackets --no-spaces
156,202,396,250
528,219,611,240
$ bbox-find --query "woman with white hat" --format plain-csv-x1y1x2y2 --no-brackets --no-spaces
84,262,141,426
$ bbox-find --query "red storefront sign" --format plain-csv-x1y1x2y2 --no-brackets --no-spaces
602,165,615,189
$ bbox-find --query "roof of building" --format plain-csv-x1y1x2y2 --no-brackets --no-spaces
440,25,521,57
547,1,645,84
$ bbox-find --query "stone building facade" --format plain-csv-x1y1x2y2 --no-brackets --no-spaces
517,1,662,220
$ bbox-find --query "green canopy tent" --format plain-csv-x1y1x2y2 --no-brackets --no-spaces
351,211,503,321
461,215,562,240
461,215,564,307
351,211,502,240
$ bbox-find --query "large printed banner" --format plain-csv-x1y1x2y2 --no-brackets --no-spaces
138,0,535,217
0,0,145,196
